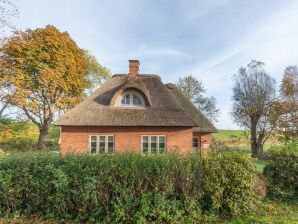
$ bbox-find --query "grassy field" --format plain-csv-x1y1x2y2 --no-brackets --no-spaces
213,129,246,140
212,129,276,153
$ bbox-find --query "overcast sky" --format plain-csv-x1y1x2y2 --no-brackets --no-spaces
10,0,298,129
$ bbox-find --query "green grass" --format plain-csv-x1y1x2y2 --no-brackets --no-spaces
252,158,266,172
225,201,298,224
213,129,247,140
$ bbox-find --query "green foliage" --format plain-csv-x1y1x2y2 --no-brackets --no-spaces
83,49,111,95
176,74,219,122
0,119,38,151
225,200,298,224
213,130,246,140
0,152,257,223
0,120,59,151
203,152,258,216
264,149,298,200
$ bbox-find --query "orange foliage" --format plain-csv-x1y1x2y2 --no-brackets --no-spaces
0,25,88,112
0,25,88,148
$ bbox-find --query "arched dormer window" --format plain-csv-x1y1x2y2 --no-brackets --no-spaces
118,91,145,107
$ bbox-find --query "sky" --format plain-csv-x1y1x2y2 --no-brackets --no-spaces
8,0,298,129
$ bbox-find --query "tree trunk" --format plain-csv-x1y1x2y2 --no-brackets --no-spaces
257,142,264,158
37,118,52,150
250,119,259,157
37,127,48,150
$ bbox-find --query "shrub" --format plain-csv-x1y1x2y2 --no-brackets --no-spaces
0,119,38,151
0,152,257,222
0,119,59,151
203,152,258,216
264,150,298,200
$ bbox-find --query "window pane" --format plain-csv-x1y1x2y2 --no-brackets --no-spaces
108,136,113,142
133,94,142,105
159,136,166,153
151,136,157,153
142,136,149,154
142,143,149,153
90,136,97,154
193,137,199,148
91,142,97,154
143,136,149,143
99,136,105,142
151,136,157,142
99,142,105,153
108,142,114,153
159,142,165,149
159,136,165,143
121,94,130,105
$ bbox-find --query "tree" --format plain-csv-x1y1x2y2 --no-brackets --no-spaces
0,0,18,33
232,60,277,157
55,50,111,117
83,50,111,95
0,101,8,118
177,75,219,122
0,0,19,118
0,25,88,149
277,66,298,144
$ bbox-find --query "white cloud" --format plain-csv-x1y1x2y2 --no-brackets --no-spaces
187,0,298,129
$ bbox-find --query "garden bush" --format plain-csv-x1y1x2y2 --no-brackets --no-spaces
264,150,298,200
0,152,258,223
0,119,38,151
203,152,258,215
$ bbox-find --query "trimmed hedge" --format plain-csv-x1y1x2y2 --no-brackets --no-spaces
264,151,298,200
0,152,258,222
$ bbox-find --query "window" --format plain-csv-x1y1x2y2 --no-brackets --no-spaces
121,94,130,105
142,135,166,154
119,91,145,107
90,135,114,154
193,137,200,152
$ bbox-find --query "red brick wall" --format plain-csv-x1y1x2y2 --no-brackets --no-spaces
193,132,212,157
60,126,194,155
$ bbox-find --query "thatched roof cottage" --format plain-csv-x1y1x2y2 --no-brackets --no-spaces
56,60,217,155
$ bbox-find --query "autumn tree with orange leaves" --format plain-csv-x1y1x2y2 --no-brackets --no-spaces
277,66,298,144
0,25,88,149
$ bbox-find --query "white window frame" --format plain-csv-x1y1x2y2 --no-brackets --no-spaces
118,90,145,108
89,135,115,154
141,135,167,154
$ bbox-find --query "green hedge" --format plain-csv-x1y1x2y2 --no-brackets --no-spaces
0,152,258,223
264,151,298,200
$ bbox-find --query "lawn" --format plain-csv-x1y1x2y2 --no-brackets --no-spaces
213,129,246,140
224,201,298,224
213,129,276,157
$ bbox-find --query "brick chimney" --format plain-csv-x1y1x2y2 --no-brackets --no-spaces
128,60,140,78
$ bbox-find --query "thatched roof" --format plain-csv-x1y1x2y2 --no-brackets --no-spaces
56,74,217,132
